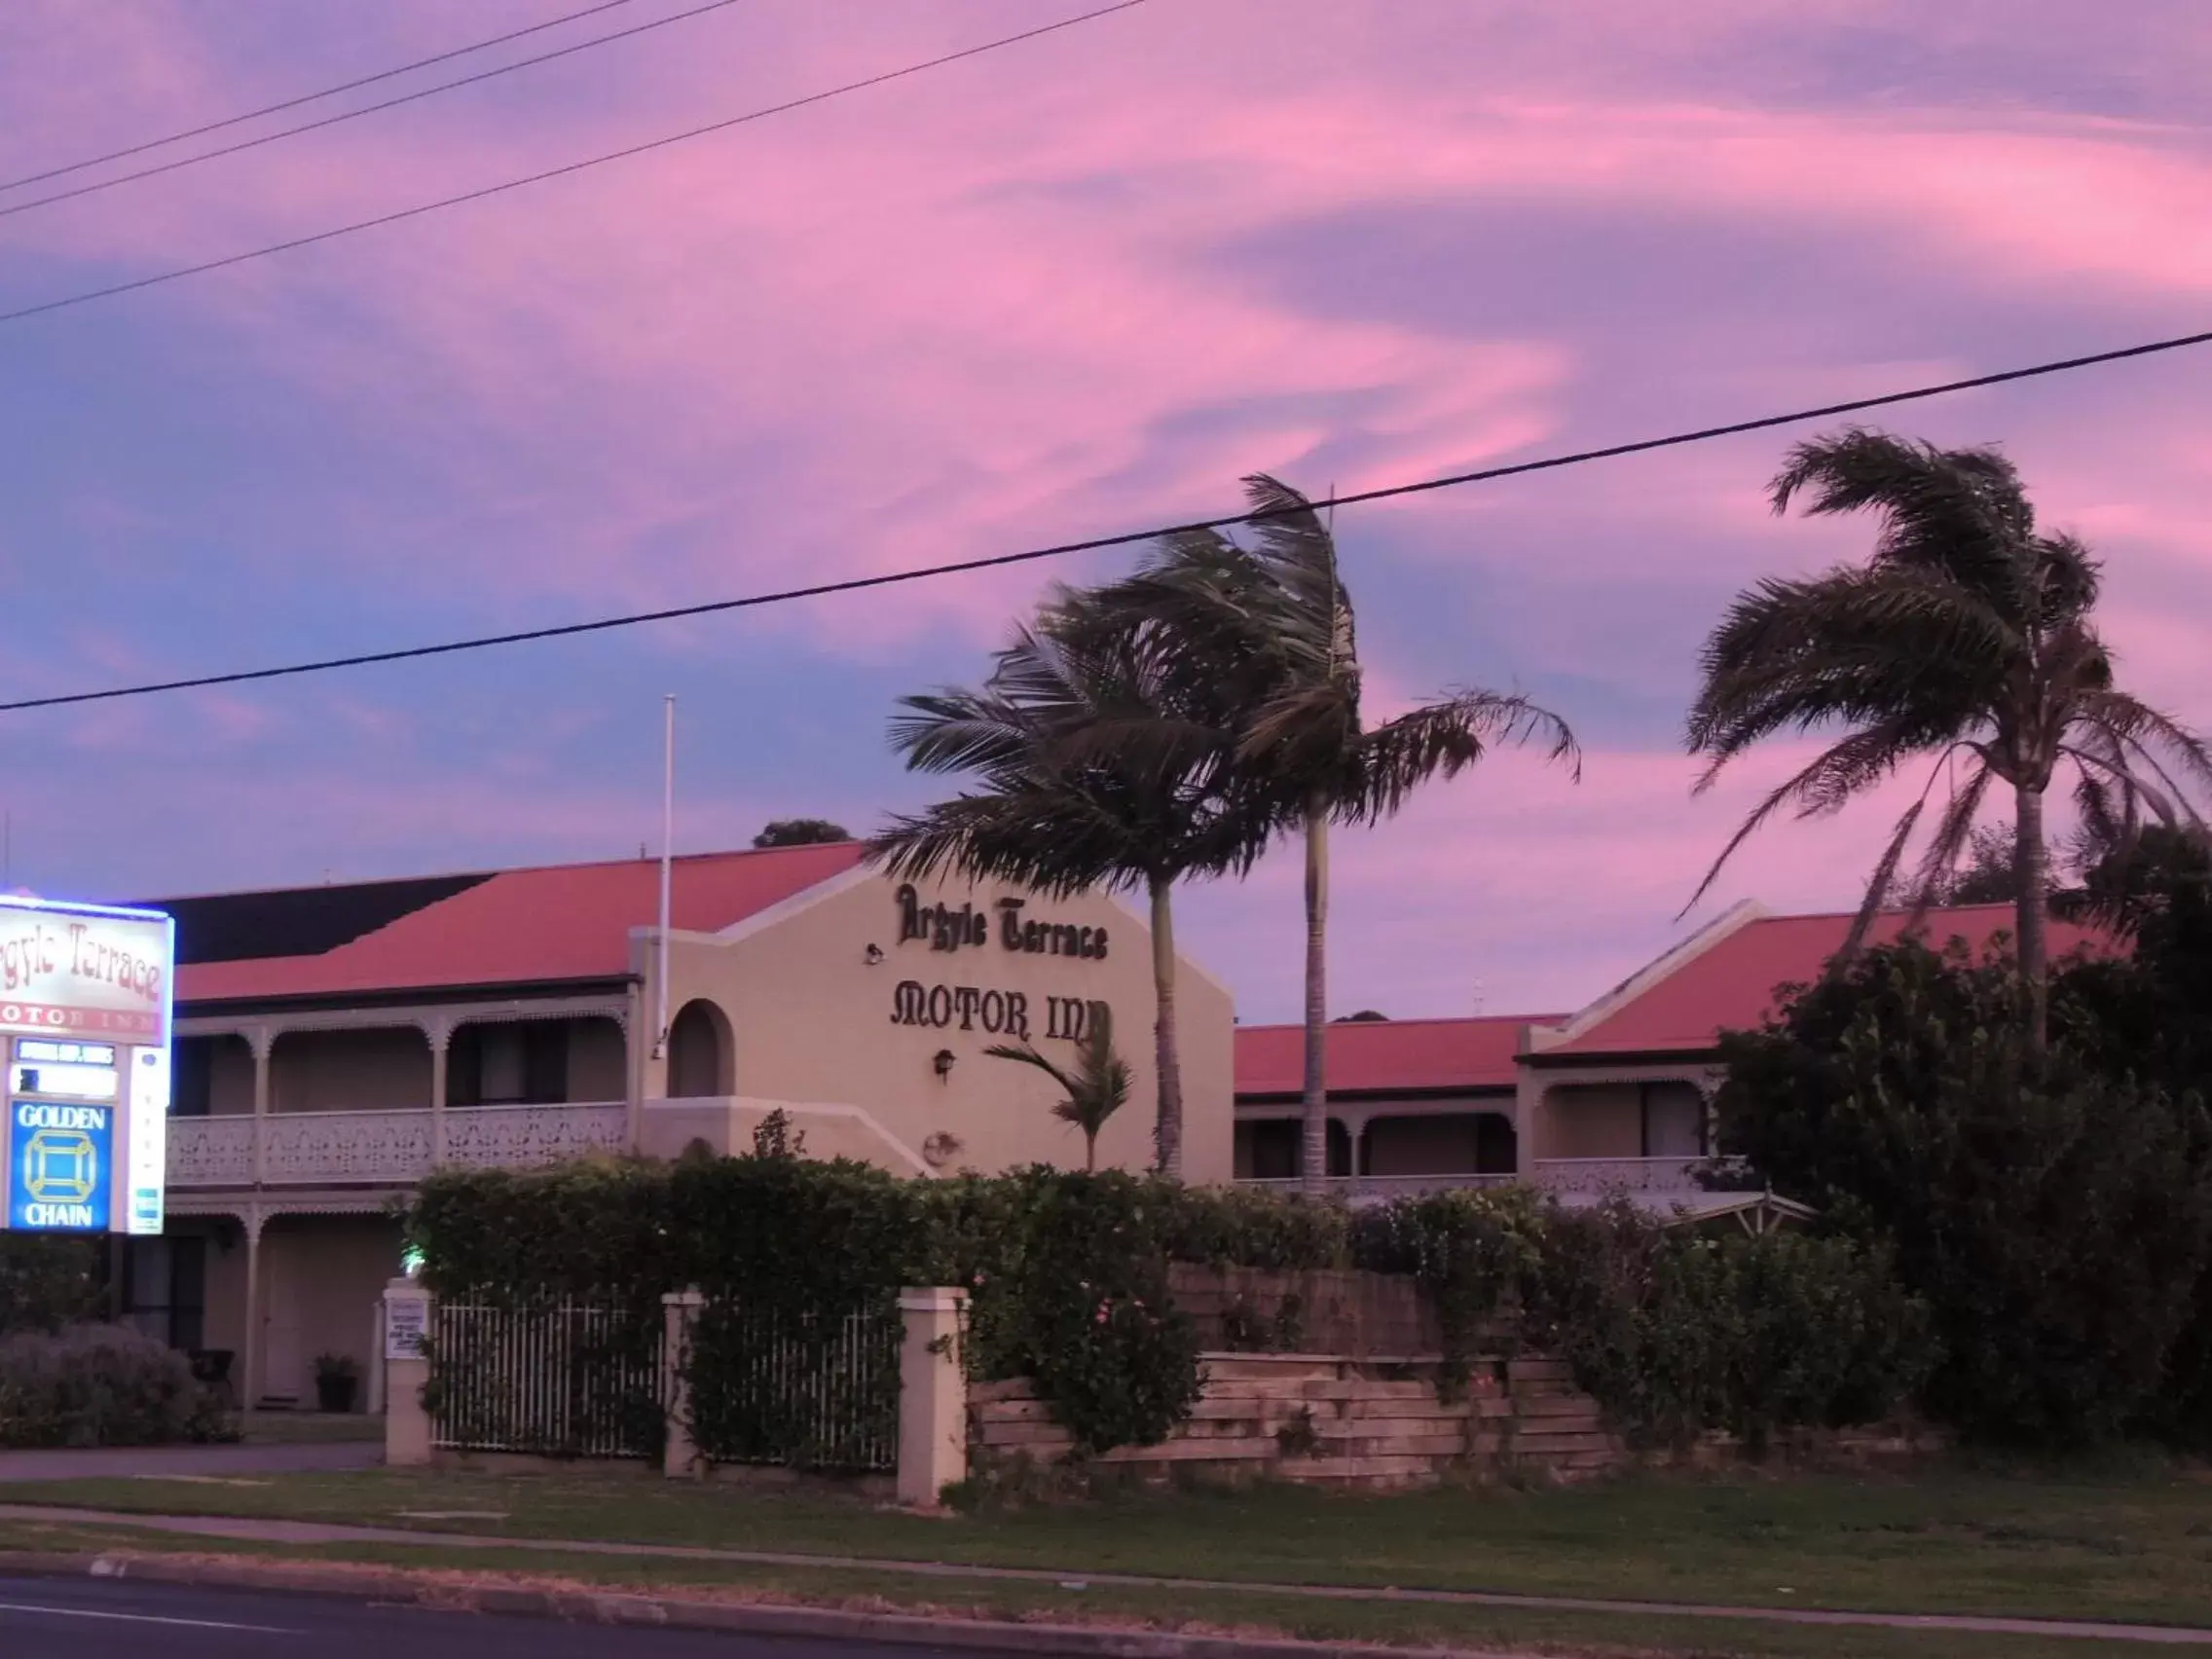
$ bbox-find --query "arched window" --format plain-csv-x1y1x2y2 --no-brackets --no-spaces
665,999,734,1097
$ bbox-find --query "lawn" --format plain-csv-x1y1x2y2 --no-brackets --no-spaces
0,1512,2182,1659
3,1459,2209,1630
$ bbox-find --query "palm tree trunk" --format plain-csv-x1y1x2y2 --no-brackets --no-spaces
1148,872,1184,1180
1300,789,1331,1197
1084,1131,1097,1173
2016,785,2049,1052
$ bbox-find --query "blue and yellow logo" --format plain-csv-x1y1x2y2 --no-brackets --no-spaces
7,1100,110,1232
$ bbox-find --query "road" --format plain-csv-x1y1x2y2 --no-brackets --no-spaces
0,1575,962,1657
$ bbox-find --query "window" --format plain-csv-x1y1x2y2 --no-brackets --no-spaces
449,1022,570,1106
122,1235,206,1352
1640,1083,1708,1158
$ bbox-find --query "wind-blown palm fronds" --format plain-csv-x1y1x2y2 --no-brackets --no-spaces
1686,428,2212,1045
872,587,1271,1177
1101,475,1579,1192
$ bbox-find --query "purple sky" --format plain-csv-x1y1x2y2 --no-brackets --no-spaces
2,0,2207,1023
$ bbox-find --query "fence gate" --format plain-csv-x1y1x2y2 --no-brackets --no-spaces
684,1296,902,1473
428,1301,664,1459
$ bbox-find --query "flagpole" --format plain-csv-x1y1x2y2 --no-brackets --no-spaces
651,695,675,1060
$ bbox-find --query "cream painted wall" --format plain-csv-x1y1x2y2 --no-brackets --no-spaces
650,869,1236,1181
270,1028,432,1112
1536,1083,1643,1159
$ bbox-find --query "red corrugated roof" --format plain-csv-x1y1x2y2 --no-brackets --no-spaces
174,842,866,1004
1234,1015,1551,1097
1543,903,2120,1058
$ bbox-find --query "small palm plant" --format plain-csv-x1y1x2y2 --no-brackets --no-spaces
987,1011,1131,1172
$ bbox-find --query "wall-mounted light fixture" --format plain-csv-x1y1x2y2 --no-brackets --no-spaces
933,1049,956,1080
864,942,885,966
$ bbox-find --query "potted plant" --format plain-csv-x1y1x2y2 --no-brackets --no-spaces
313,1352,360,1415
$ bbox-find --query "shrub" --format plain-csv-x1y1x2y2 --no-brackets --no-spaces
1526,1203,1930,1452
1717,940,2212,1447
1157,1183,1347,1271
0,1324,227,1448
1349,1187,1548,1393
0,1236,102,1334
967,1171,1201,1454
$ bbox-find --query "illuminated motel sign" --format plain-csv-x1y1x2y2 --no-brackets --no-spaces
0,895,173,1236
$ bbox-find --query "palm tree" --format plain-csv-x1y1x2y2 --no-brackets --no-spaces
987,1011,1131,1171
1105,476,1579,1194
1686,428,2211,1047
871,588,1271,1177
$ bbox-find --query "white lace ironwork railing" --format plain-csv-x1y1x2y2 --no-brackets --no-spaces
166,1103,631,1187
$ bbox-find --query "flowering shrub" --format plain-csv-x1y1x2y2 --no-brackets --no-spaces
0,1324,229,1448
1348,1187,1548,1394
962,1170,1202,1454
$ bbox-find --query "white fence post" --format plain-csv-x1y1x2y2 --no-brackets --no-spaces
382,1277,434,1467
662,1289,705,1478
896,1286,969,1507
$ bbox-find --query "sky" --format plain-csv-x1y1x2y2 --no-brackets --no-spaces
1,0,2207,1023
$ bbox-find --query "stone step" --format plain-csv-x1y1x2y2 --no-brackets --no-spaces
976,1422,1073,1451
1197,1356,1347,1382
1272,1455,1447,1483
977,1406,1061,1433
1305,1431,1470,1458
1094,1435,1283,1464
1506,1357,1574,1383
967,1378,1035,1405
1510,1428,1618,1455
1513,1406,1601,1433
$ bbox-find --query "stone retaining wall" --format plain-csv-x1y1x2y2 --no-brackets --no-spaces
1165,1263,1446,1357
968,1351,1620,1489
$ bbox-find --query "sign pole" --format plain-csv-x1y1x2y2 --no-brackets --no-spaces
651,696,675,1062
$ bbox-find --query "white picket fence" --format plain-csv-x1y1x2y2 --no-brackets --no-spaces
424,1294,901,1470
685,1301,902,1472
428,1300,664,1458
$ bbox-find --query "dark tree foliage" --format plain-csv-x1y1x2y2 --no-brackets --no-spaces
2053,827,2212,1447
0,1236,102,1335
1715,940,2212,1446
753,819,854,848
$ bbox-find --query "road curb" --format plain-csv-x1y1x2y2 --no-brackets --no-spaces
4,1548,1499,1659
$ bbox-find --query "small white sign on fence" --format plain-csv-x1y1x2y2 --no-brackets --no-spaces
386,1296,430,1361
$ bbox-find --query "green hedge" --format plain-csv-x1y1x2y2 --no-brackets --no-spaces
1527,1203,1931,1452
412,1154,1928,1457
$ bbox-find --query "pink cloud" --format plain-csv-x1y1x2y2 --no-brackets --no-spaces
3,0,2206,1016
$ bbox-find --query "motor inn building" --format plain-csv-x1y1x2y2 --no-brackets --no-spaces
108,840,2099,1409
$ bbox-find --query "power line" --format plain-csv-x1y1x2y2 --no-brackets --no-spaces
0,1,1153,327
0,0,753,223
0,0,647,195
2,324,2204,717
